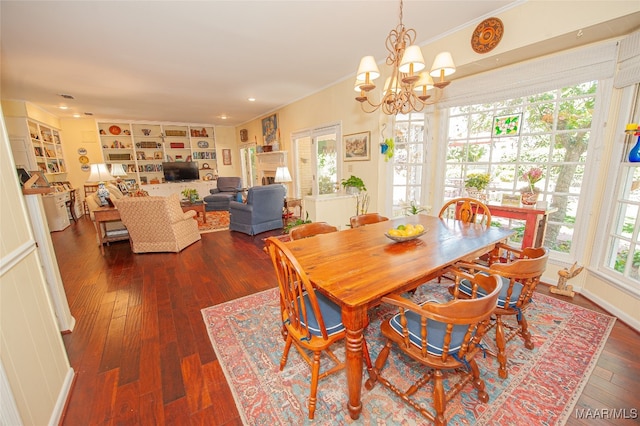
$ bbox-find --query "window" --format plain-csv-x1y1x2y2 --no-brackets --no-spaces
391,112,427,216
601,85,640,289
292,124,341,197
443,81,599,255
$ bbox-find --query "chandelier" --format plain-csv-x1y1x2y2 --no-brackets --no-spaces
354,0,456,115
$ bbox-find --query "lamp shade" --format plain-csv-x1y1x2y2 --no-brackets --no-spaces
429,51,456,77
87,163,114,182
399,45,426,74
110,163,128,177
356,56,380,81
414,72,434,91
274,166,292,183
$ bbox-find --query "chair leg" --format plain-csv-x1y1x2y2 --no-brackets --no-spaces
495,315,508,379
279,336,293,371
432,369,446,426
365,340,392,389
470,358,489,403
308,351,321,420
519,314,535,350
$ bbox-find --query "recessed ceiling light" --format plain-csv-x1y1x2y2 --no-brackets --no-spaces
248,97,256,102
73,113,81,118
59,105,68,110
220,115,228,120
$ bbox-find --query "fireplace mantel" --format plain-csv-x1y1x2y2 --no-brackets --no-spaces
256,151,288,185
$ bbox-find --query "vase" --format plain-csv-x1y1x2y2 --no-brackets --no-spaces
521,191,539,206
629,136,640,162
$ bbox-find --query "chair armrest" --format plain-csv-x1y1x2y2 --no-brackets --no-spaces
381,293,424,312
229,201,252,212
209,188,221,194
183,210,197,220
454,262,492,275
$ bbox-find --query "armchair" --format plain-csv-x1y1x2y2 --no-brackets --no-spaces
114,193,201,253
203,176,242,211
229,184,285,235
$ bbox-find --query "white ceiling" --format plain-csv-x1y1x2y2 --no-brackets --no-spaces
0,0,521,126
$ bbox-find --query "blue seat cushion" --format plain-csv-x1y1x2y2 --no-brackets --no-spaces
299,292,344,337
459,276,523,308
389,305,469,355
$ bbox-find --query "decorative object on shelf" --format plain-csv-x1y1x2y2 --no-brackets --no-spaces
353,0,455,115
140,128,151,136
549,262,582,298
261,113,278,145
222,149,232,165
109,125,121,135
464,173,490,200
471,17,504,54
87,163,114,206
520,166,544,205
170,142,185,149
262,145,273,152
197,140,209,148
344,131,370,161
341,175,366,195
165,130,187,137
493,113,522,137
625,123,640,162
204,173,214,181
240,129,248,142
190,128,208,137
181,188,200,203
201,162,210,169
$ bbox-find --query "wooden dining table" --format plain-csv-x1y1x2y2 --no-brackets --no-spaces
284,214,514,420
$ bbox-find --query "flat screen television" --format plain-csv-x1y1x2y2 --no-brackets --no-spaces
162,161,199,182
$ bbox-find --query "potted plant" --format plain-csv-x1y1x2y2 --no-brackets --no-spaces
341,175,366,195
520,167,544,205
181,188,200,203
464,173,490,199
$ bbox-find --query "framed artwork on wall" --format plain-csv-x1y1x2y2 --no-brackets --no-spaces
261,114,278,145
222,149,232,165
343,131,371,161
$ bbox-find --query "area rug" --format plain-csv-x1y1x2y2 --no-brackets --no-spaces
201,282,615,425
197,211,229,233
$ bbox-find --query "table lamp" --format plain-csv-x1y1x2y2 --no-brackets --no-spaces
88,163,114,206
274,166,292,196
110,163,128,179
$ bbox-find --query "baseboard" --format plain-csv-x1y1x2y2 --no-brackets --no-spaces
49,368,75,426
580,288,640,332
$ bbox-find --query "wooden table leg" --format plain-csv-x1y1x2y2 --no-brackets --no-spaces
342,305,366,420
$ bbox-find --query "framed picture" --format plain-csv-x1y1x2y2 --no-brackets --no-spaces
343,131,371,161
222,149,232,165
492,113,522,137
261,113,278,145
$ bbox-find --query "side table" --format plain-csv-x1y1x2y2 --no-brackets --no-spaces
180,200,206,222
93,207,129,255
284,197,302,219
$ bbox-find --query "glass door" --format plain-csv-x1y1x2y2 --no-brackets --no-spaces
293,123,341,198
239,144,257,188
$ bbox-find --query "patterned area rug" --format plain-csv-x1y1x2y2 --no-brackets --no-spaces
197,211,230,233
201,282,615,425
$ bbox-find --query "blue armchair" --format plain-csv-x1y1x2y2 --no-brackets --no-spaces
203,176,242,211
229,185,285,235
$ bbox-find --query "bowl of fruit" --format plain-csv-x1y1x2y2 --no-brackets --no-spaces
385,223,426,242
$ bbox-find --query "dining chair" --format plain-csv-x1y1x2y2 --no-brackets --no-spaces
65,188,77,222
366,268,502,425
83,183,99,216
289,222,338,240
454,243,549,379
350,212,389,228
438,197,492,227
264,236,372,420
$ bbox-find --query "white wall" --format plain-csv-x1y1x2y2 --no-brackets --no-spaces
0,107,74,425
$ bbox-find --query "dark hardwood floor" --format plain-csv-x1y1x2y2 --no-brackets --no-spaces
52,216,639,425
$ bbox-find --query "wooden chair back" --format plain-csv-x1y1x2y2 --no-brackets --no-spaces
439,197,492,227
83,184,100,215
350,213,389,228
289,222,338,240
66,188,77,222
368,269,502,423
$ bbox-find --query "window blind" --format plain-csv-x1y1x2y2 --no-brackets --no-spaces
614,30,640,89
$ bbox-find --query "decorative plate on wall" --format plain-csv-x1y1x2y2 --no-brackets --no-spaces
78,155,90,164
471,17,504,54
109,125,122,135
77,147,87,155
